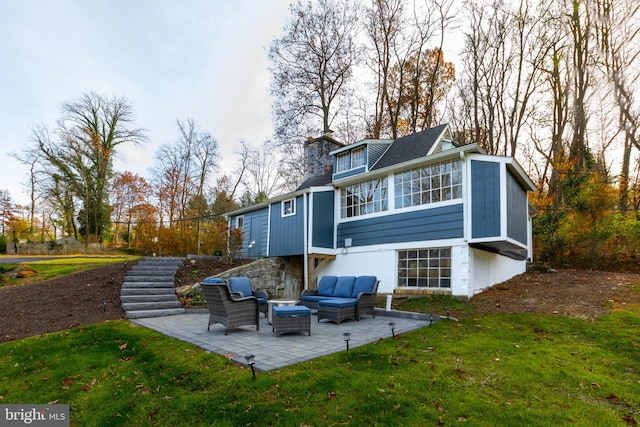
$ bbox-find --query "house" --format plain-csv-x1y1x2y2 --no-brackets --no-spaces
225,124,536,299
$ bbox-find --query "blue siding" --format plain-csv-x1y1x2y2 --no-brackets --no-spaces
333,165,367,180
471,160,500,239
368,143,389,168
337,204,463,247
269,196,305,256
506,170,528,244
312,191,334,248
231,209,268,257
247,209,268,257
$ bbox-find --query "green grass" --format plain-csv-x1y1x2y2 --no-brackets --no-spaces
0,256,138,286
1,308,638,426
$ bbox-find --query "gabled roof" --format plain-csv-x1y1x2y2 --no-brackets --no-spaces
371,124,450,171
296,170,333,191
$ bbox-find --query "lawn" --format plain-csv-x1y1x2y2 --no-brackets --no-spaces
1,304,638,425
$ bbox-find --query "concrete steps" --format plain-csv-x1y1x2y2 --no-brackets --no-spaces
120,257,186,319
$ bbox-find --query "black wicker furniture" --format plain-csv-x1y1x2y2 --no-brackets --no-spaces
201,283,260,335
272,305,311,336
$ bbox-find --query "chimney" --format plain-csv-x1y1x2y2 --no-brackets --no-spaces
303,132,345,182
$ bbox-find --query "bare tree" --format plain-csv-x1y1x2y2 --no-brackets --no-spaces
150,119,218,225
237,139,288,202
592,0,640,211
456,0,552,156
269,0,361,140
11,138,45,236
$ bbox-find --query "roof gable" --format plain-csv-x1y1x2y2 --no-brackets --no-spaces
371,124,452,171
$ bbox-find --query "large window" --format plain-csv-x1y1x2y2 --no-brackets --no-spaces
340,177,388,218
394,160,462,209
397,248,451,288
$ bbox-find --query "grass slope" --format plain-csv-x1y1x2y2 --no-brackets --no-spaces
1,308,638,426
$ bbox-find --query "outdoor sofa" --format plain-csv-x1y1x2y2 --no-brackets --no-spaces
301,276,379,323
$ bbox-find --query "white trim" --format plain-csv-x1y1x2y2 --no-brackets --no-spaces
303,193,309,290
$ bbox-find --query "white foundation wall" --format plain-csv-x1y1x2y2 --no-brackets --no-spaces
318,242,527,298
319,240,469,295
320,246,399,294
466,248,527,298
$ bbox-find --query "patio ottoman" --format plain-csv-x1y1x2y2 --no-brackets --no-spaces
272,305,311,336
317,299,357,324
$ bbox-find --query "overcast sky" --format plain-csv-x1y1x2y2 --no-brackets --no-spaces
0,0,291,205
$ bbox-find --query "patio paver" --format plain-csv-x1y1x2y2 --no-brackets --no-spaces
133,309,433,371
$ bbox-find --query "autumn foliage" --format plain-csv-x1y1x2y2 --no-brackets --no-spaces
532,172,640,272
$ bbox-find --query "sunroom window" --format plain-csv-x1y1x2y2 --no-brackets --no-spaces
394,159,462,209
340,177,388,218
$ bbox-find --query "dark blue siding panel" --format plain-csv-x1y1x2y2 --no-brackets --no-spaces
247,209,269,257
337,204,463,247
312,191,334,248
368,144,389,168
471,160,500,238
269,196,305,256
506,171,528,244
231,209,268,257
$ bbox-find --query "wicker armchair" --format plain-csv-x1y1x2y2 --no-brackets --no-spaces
227,277,269,318
201,283,260,335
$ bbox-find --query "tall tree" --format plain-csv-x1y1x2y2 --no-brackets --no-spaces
111,171,152,246
592,0,640,211
365,0,457,139
269,0,360,140
150,119,218,225
237,139,288,201
456,0,552,156
35,92,146,243
11,142,44,236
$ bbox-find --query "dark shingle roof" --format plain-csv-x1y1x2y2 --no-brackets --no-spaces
371,124,449,171
296,170,333,191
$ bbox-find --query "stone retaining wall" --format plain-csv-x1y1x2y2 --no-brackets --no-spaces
194,256,304,300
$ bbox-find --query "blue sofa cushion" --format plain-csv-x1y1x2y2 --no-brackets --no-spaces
202,277,225,284
333,276,356,298
272,305,311,316
352,276,377,298
317,276,338,296
302,295,332,304
318,298,357,308
256,297,267,304
228,277,253,297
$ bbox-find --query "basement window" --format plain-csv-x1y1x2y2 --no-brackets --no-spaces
397,248,451,288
